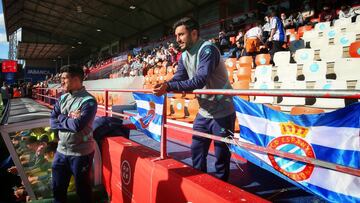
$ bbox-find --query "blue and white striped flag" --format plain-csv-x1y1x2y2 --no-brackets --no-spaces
231,97,360,203
129,93,165,142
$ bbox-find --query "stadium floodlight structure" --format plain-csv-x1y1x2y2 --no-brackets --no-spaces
8,28,22,60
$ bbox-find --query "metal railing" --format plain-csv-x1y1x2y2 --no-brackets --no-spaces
33,87,360,176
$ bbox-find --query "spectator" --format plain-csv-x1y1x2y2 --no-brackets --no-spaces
26,82,33,98
1,82,10,106
262,16,271,43
19,83,26,97
319,4,337,22
268,9,286,62
244,22,263,56
168,43,178,64
281,13,294,29
301,1,315,24
338,5,356,20
219,30,230,54
294,11,304,28
235,30,245,58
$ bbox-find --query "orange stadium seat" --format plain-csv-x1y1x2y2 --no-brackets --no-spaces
150,75,158,84
160,66,167,76
232,80,250,101
113,94,123,105
144,76,151,85
166,98,173,116
264,104,281,111
238,56,253,68
154,67,160,75
178,99,199,123
168,98,186,119
173,93,185,98
286,28,296,35
107,94,113,107
255,54,271,66
143,84,153,89
235,64,252,81
297,25,313,38
225,58,237,70
158,75,166,83
183,93,196,99
99,94,104,105
167,66,174,74
94,93,99,104
232,80,250,89
148,68,154,76
290,106,324,115
227,66,235,83
349,41,360,58
165,72,174,81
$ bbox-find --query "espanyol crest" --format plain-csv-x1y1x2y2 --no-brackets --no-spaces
138,101,156,129
267,122,315,181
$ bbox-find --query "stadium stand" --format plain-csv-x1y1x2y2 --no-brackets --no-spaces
5,1,360,202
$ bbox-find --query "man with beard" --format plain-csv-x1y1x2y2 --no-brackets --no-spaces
153,17,235,181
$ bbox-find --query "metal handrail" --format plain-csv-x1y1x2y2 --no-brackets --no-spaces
33,88,360,176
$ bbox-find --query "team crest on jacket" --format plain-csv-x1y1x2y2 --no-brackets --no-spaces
267,122,315,181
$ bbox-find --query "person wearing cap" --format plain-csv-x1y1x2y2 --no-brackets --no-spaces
50,64,97,203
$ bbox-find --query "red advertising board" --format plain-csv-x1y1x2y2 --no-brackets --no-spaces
2,60,17,73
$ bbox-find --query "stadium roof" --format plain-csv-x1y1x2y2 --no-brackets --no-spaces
2,0,215,60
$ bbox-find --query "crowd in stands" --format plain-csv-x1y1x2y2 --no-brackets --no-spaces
108,42,181,79
76,0,359,82
82,52,114,73
211,1,359,61
1,82,33,101
29,0,358,85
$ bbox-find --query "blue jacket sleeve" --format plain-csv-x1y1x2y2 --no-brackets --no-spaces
56,99,97,133
167,45,219,91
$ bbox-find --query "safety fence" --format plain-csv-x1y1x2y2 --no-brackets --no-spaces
33,87,360,177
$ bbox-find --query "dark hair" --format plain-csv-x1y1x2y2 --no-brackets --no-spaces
173,17,200,36
39,134,49,143
269,8,278,17
44,142,58,154
60,64,84,81
25,136,38,145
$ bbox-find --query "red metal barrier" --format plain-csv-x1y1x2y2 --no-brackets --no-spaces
34,87,360,177
102,136,269,203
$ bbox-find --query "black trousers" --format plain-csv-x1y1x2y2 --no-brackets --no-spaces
269,40,285,63
191,113,236,181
